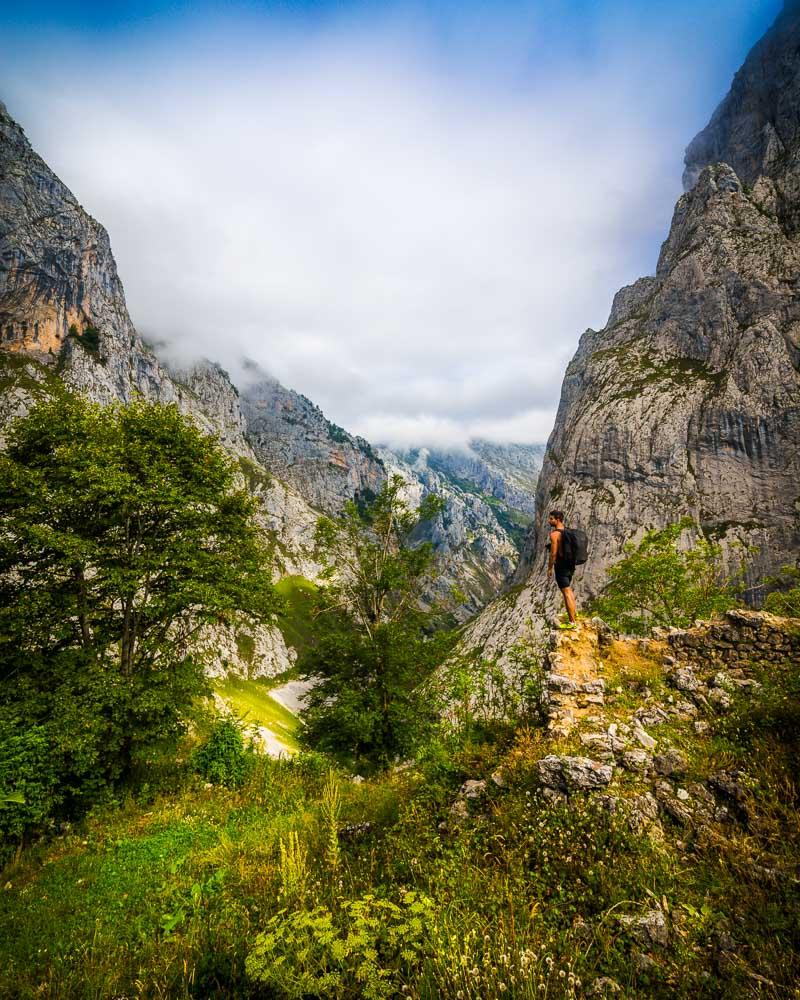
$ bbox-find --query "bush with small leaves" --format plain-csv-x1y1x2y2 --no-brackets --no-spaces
245,890,435,999
192,717,253,789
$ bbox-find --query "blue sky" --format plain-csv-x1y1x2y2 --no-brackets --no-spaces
0,1,783,447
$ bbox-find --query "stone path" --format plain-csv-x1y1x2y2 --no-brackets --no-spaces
545,622,608,737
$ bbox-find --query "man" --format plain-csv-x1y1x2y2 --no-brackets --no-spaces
547,509,577,629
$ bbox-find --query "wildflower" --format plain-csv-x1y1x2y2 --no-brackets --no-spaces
559,969,566,978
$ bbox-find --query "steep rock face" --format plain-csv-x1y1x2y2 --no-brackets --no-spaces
379,447,519,619
0,99,266,461
430,439,543,517
0,100,134,362
241,368,386,515
0,100,178,408
470,3,800,653
683,0,800,235
0,100,327,679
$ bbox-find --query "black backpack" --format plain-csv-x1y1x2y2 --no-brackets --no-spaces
561,526,588,566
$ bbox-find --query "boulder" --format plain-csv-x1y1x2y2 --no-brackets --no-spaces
620,907,669,948
653,749,687,778
534,755,614,792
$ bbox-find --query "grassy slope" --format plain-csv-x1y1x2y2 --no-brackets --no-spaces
274,575,317,661
211,576,317,753
215,677,301,752
1,641,798,998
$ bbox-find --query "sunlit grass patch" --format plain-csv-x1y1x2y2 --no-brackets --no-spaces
215,676,301,752
274,574,318,658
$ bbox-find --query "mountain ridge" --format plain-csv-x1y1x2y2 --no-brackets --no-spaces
467,0,800,657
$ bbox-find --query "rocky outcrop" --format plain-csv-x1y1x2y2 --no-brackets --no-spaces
0,100,270,459
379,447,519,619
241,366,386,516
0,100,136,365
424,440,543,518
683,0,800,235
473,3,800,651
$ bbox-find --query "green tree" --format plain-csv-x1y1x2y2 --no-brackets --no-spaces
0,394,276,827
300,476,454,770
589,519,738,635
763,565,800,617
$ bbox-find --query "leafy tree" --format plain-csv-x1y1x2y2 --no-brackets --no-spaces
0,394,276,827
299,476,454,770
589,519,738,635
763,565,800,617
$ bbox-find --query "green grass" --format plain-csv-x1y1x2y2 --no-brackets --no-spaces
2,653,799,998
215,677,301,752
274,575,318,658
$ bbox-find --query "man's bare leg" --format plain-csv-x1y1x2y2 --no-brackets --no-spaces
561,586,577,623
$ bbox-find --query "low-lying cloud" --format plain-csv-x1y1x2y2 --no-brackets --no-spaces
0,1,780,447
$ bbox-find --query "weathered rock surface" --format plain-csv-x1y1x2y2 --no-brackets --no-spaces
379,446,520,618
241,364,386,516
534,755,614,792
422,440,543,518
470,3,800,650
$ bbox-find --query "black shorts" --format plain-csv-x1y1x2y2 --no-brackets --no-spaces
555,562,574,589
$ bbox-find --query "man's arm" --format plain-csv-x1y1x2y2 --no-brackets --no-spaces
547,529,560,577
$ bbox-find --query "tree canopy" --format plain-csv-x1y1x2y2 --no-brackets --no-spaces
589,519,739,634
300,476,454,770
0,394,276,831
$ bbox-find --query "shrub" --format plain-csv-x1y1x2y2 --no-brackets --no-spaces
192,717,253,788
590,519,738,634
0,719,60,860
245,890,434,999
763,565,800,618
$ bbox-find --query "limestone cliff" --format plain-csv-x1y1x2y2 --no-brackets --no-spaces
378,447,519,620
240,366,387,516
468,1,800,654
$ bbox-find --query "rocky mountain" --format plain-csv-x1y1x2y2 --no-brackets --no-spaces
0,96,541,640
240,370,541,617
377,447,517,619
467,1,800,656
428,440,543,518
368,442,541,618
240,365,387,515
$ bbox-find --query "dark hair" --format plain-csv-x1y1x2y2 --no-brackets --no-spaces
549,509,565,522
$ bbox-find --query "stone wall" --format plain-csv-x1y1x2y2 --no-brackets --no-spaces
659,610,800,669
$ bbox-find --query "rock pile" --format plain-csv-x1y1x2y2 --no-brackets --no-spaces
660,609,800,669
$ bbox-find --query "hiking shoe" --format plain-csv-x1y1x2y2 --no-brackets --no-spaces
558,622,578,630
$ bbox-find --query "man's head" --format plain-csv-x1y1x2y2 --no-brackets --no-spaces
548,509,565,527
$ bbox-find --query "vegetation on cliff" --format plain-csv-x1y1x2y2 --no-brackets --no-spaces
0,396,276,851
1,614,798,998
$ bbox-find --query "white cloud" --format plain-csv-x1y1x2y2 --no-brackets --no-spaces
0,2,780,447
